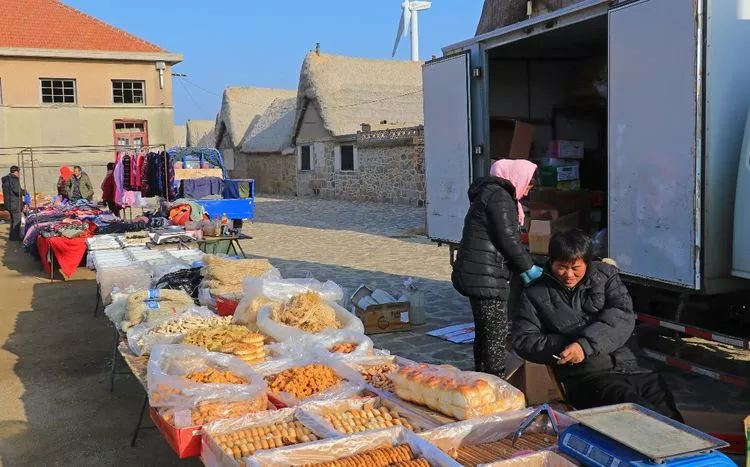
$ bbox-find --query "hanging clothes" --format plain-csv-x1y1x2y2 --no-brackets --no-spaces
114,154,126,206
122,154,133,191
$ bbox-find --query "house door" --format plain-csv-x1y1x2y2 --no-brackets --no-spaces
114,120,148,148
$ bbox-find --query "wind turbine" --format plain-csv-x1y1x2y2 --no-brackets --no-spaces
391,0,432,62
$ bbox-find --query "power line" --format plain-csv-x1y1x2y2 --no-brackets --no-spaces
177,77,210,116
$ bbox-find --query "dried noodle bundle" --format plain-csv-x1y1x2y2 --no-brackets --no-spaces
271,292,341,333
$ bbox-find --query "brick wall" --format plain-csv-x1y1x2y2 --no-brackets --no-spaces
231,151,297,195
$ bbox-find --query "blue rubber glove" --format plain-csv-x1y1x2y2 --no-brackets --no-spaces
520,265,543,286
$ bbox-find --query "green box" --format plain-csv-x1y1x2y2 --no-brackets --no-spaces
539,164,579,187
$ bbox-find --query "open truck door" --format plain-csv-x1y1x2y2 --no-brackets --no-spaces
608,0,701,289
423,52,472,245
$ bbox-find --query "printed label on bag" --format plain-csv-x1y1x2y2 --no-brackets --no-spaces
145,300,160,310
148,289,160,300
400,312,410,323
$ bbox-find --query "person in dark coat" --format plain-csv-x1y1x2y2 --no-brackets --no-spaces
452,159,543,377
101,162,120,217
511,229,682,421
2,165,24,241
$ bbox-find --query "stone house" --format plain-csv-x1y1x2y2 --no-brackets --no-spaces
172,124,187,147
186,119,215,147
0,0,181,196
238,97,297,195
292,52,425,205
214,86,296,178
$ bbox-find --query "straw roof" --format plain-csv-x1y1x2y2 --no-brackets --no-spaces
171,124,186,148
295,52,424,138
186,119,216,147
216,86,297,148
241,97,297,154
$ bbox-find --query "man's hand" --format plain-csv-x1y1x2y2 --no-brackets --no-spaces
557,342,585,365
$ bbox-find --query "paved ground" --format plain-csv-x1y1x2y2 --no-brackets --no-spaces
0,195,747,465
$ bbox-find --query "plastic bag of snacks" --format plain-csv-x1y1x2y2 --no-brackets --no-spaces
126,307,232,356
121,288,196,331
256,299,364,344
147,344,267,427
266,329,374,360
341,353,401,393
390,363,526,420
233,277,343,328
201,408,332,467
297,396,439,437
253,354,366,407
419,408,573,466
246,426,458,467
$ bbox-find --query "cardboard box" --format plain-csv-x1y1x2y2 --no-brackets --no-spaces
547,140,585,159
351,285,412,335
505,354,565,406
149,407,202,459
680,410,748,455
540,164,580,186
491,118,534,159
529,188,591,231
529,212,579,254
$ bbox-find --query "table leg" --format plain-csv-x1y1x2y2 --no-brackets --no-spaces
48,248,54,283
235,239,247,259
110,327,119,392
93,285,101,317
130,394,149,447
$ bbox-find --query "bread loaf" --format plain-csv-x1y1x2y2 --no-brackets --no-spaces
391,364,525,420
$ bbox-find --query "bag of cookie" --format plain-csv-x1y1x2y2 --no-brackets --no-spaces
201,407,332,467
246,426,459,467
147,344,268,426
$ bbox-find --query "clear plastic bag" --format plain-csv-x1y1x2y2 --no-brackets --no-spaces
256,301,364,343
266,329,374,360
296,396,439,437
253,354,366,407
483,451,577,467
339,353,400,393
246,426,459,467
126,307,229,356
201,408,332,467
419,409,574,465
390,364,526,420
147,344,267,427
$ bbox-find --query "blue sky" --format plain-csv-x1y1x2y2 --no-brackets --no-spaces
64,1,485,124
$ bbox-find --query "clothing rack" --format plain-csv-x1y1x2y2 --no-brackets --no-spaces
2,144,166,209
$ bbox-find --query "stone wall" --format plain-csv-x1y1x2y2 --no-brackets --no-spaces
1,154,110,199
231,151,297,195
295,140,425,206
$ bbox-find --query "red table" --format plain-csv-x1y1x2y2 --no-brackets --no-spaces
37,235,88,280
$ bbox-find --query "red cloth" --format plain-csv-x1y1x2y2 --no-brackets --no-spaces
37,235,88,277
101,172,116,202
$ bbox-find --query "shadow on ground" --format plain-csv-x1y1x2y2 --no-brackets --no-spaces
0,271,197,465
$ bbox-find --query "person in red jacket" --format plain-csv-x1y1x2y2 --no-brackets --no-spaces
101,162,120,217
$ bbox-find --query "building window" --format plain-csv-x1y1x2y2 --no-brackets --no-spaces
112,80,145,104
340,145,355,171
300,145,311,171
114,120,148,148
40,78,76,103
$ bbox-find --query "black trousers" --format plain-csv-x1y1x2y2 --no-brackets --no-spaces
8,209,22,241
564,371,683,422
105,200,121,218
469,297,509,377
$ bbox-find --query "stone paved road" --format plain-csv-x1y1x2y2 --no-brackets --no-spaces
242,196,475,367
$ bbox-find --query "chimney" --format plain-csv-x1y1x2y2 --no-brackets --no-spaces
360,123,372,133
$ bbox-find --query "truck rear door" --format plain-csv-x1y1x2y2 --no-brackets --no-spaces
608,0,701,289
422,52,473,245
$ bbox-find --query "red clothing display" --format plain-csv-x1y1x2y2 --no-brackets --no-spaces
37,235,88,278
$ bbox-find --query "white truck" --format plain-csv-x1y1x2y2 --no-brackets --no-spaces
423,0,750,382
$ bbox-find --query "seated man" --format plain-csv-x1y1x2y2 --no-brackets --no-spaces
510,229,682,421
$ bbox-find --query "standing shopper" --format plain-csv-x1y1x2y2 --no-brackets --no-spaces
56,166,73,201
452,159,542,377
101,163,120,217
66,165,94,202
2,166,24,241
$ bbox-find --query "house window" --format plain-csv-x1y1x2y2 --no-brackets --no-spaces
340,145,355,171
114,120,148,148
112,80,145,104
40,78,76,103
300,145,311,171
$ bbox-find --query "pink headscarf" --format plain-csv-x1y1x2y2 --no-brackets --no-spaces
490,159,538,225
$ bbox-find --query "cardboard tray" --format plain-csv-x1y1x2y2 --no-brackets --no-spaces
149,407,202,459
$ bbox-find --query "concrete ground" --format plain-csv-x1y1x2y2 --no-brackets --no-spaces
0,196,747,465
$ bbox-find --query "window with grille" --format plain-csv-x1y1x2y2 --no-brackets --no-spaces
40,79,76,103
340,145,355,171
112,80,145,104
300,145,311,171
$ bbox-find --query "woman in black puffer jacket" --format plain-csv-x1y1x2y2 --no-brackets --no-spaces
452,159,542,377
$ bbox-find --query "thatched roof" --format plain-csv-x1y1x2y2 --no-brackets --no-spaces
216,86,297,148
171,124,186,148
186,119,216,147
241,97,296,154
476,0,583,35
295,52,423,138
